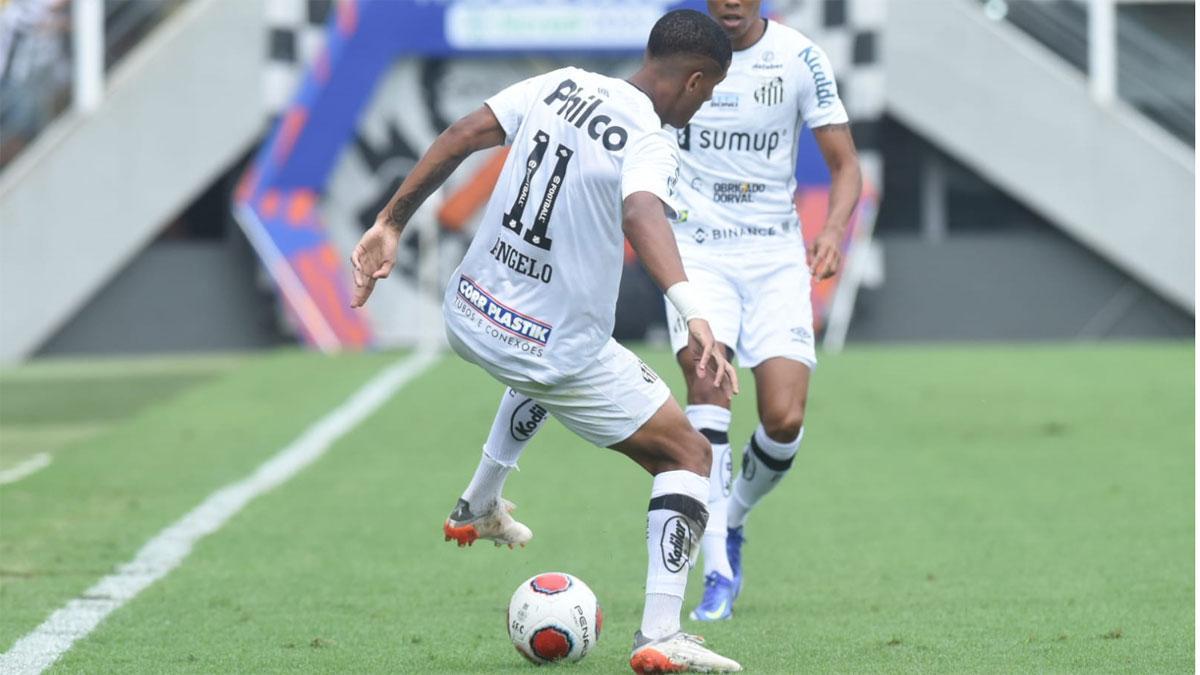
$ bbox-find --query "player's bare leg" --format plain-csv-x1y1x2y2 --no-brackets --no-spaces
676,345,741,620
611,398,741,673
443,388,548,548
724,357,811,595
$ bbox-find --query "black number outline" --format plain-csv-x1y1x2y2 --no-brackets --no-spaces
503,130,572,251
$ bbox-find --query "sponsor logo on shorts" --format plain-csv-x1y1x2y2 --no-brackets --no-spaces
456,275,553,346
790,326,813,345
712,182,766,204
509,398,549,442
660,515,691,573
638,360,660,384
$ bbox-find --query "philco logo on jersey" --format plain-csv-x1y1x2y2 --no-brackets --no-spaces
712,182,766,204
542,79,628,151
677,125,785,159
457,276,553,345
799,46,836,109
754,76,784,107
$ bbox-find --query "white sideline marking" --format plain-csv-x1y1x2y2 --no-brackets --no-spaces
0,350,440,675
0,453,52,486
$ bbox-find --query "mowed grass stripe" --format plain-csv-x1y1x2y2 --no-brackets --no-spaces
0,350,438,674
44,343,1194,673
0,350,413,654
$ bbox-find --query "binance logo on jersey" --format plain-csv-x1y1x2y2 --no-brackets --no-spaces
799,47,836,109
754,77,784,107
712,182,766,204
542,79,628,151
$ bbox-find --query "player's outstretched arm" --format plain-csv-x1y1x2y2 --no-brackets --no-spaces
808,123,863,280
622,192,738,399
350,106,507,307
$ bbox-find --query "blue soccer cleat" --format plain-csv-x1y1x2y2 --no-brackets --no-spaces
688,572,737,621
726,526,745,597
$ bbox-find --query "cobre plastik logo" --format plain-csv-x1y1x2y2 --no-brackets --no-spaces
446,4,668,50
457,276,553,345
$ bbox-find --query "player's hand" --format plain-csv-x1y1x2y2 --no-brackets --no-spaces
807,228,843,280
350,222,401,308
686,318,739,400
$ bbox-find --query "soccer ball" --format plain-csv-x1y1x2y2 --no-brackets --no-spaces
507,572,602,664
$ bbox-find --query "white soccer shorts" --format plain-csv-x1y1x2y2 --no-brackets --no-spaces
666,247,817,370
447,331,671,448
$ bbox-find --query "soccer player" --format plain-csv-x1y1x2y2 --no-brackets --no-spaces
671,0,863,622
351,10,744,673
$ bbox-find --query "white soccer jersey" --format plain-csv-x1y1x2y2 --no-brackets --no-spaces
444,67,680,385
672,20,848,252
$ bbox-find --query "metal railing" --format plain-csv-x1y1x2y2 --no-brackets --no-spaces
0,0,189,171
979,0,1194,144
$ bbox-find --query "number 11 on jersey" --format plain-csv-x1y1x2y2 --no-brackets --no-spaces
503,129,573,252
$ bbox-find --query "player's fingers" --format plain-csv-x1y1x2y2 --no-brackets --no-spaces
352,278,376,308
373,259,394,280
696,340,711,376
815,247,835,278
824,252,840,279
710,350,726,389
351,248,366,287
724,361,740,397
809,243,826,277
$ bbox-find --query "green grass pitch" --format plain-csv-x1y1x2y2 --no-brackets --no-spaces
0,343,1192,673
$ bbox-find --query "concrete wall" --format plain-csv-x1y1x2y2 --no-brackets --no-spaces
0,0,265,363
849,232,1193,343
38,238,284,356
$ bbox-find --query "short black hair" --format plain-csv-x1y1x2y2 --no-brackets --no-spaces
646,9,732,70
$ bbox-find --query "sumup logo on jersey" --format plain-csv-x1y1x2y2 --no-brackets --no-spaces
677,124,785,159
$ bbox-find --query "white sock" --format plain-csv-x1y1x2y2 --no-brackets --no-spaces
686,405,734,579
459,388,549,515
727,425,803,529
641,470,709,639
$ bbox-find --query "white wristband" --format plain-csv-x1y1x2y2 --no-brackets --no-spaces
666,281,707,323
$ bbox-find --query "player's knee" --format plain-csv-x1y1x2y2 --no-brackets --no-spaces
686,377,727,406
762,407,804,443
661,428,711,476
